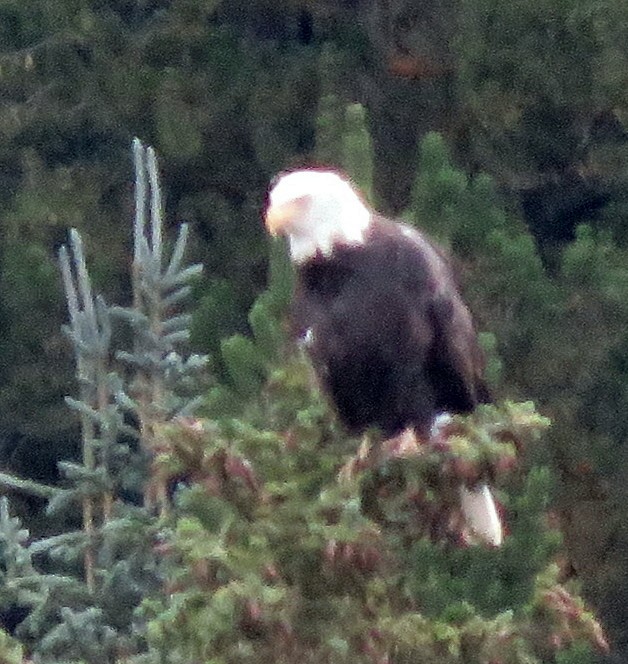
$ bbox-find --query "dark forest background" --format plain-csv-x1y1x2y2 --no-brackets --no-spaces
1,0,628,662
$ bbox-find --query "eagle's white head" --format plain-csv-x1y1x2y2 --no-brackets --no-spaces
265,170,371,263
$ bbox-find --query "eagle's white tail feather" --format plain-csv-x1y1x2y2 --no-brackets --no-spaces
459,484,502,547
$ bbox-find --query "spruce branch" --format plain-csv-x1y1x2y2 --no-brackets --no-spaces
147,146,164,271
133,137,147,267
160,263,203,290
161,330,190,346
162,285,193,309
0,497,87,636
0,497,33,577
120,138,207,517
68,229,97,339
161,314,193,334
28,531,86,556
38,138,209,660
0,472,62,500
165,223,190,278
60,226,121,592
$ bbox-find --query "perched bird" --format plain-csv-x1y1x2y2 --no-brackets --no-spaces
265,169,501,546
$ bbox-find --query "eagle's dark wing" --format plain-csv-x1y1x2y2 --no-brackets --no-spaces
426,291,491,413
393,221,491,414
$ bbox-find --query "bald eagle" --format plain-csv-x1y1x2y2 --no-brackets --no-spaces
265,169,501,546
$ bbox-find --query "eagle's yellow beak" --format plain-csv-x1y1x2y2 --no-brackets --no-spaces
264,196,309,236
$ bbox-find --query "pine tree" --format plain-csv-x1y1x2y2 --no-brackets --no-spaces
0,140,205,662
135,109,607,664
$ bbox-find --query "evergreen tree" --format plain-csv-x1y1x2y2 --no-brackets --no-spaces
456,0,628,249
134,111,606,664
0,140,205,662
0,124,609,663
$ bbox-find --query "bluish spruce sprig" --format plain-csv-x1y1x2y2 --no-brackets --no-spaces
18,138,210,660
34,607,120,664
59,227,124,591
115,139,203,358
0,498,82,638
0,497,33,578
59,229,111,366
59,228,126,481
111,138,207,424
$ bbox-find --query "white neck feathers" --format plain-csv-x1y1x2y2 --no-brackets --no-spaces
289,193,371,263
267,170,373,263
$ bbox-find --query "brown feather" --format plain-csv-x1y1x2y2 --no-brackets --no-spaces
292,215,490,437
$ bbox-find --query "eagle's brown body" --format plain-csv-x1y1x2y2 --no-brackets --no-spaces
292,216,490,437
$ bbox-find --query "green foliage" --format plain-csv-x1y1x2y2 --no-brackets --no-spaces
0,0,325,458
408,132,510,252
0,141,209,663
0,239,70,439
220,335,267,398
315,47,348,167
457,0,628,177
155,72,204,161
342,104,374,199
478,332,503,388
190,279,249,358
407,128,628,656
116,157,602,661
0,628,23,664
561,225,628,302
315,58,374,202
138,335,602,663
